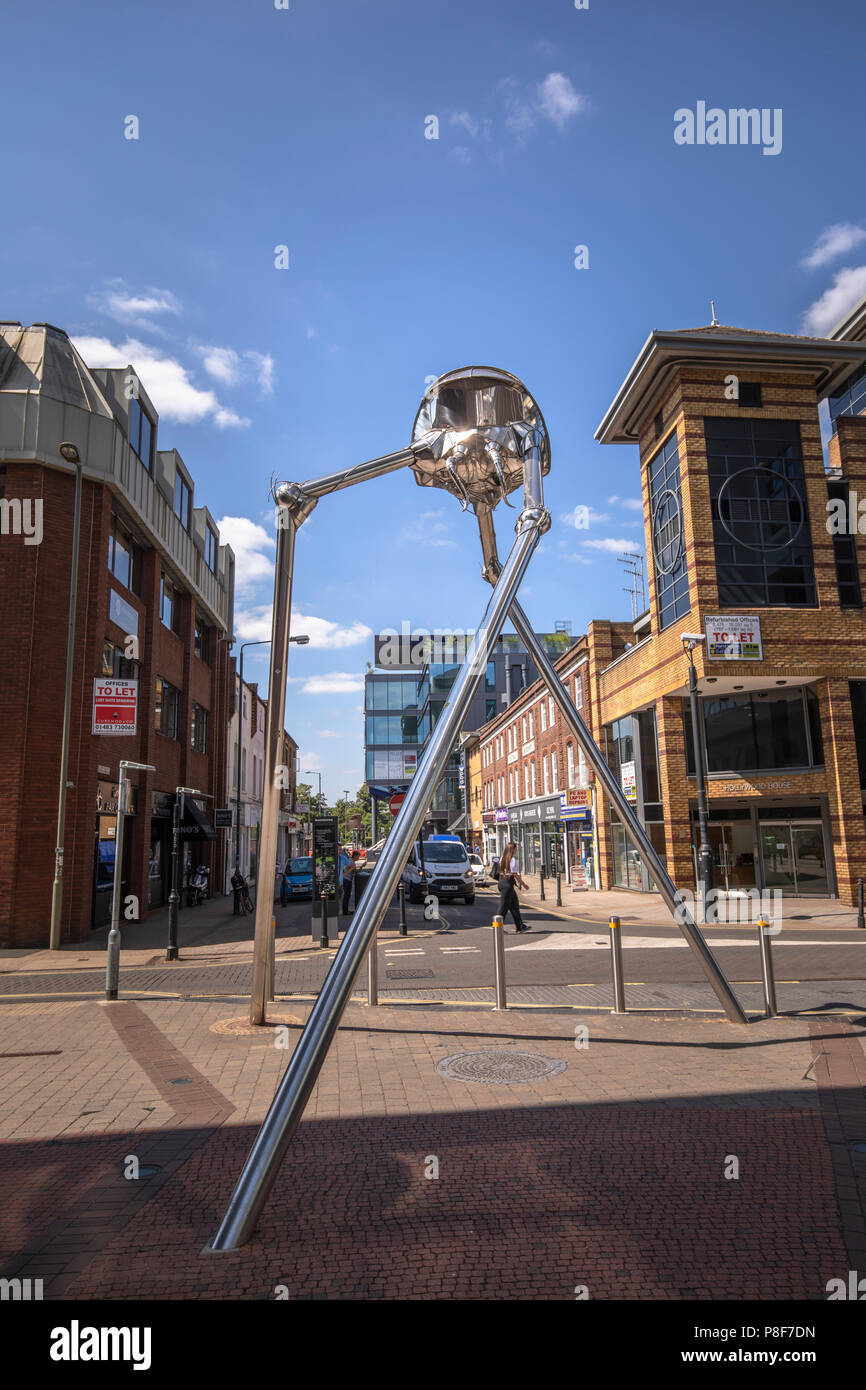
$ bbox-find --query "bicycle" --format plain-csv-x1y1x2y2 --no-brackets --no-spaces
231,872,256,916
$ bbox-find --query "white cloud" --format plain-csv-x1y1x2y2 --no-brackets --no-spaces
200,346,241,385
233,594,372,649
198,346,274,396
562,552,594,565
216,518,275,597
290,672,365,695
800,265,866,336
451,111,480,137
397,510,457,548
583,537,636,553
319,730,341,738
89,281,181,327
801,223,866,270
298,752,323,771
560,504,610,527
538,73,586,129
500,72,586,140
73,334,248,428
620,497,643,511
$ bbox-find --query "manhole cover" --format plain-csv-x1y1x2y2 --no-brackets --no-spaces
386,969,435,979
436,1049,567,1085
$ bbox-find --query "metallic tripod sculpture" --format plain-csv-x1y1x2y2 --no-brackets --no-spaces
212,367,746,1252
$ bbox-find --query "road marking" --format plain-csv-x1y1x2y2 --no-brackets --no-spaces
384,949,425,956
440,946,481,953
507,934,860,952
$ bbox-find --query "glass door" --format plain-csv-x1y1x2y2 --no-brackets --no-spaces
791,824,828,895
760,824,796,890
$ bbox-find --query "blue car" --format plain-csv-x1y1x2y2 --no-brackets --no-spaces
282,856,313,900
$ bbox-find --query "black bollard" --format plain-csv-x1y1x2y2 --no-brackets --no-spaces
555,872,562,907
398,881,407,936
859,878,865,931
539,866,545,901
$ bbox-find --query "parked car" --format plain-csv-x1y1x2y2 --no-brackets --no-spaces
402,835,475,906
282,855,314,900
468,853,489,886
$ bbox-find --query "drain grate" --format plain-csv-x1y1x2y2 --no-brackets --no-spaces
386,969,435,980
436,1049,567,1085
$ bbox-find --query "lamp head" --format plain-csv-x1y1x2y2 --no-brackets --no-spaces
410,366,549,511
59,441,80,464
681,633,706,652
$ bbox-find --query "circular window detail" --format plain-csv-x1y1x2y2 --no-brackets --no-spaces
715,467,805,553
651,488,684,576
435,1049,567,1085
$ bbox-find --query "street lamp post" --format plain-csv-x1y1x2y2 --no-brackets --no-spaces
234,636,308,911
106,760,155,1000
166,785,206,961
682,633,714,921
49,441,84,950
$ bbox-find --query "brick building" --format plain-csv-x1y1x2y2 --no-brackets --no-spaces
474,310,866,906
0,322,236,946
478,638,596,884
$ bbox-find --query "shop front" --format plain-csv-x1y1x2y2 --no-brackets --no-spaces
690,799,835,897
92,779,137,928
561,788,595,889
510,797,563,877
150,791,217,907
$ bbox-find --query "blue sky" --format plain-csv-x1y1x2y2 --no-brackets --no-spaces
4,0,866,798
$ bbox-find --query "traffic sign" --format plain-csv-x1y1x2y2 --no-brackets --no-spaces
388,793,405,816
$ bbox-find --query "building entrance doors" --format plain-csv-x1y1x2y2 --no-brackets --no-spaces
760,821,829,895
707,822,757,893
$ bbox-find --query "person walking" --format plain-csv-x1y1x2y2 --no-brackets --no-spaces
498,840,530,933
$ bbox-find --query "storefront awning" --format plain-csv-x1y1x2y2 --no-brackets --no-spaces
180,800,217,840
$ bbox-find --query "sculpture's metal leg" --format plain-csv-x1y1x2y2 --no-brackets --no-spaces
474,505,746,1025
509,599,747,1025
211,510,545,1250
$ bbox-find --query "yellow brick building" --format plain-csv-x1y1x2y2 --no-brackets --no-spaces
588,312,866,904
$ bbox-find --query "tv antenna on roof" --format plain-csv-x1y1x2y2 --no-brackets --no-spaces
710,300,719,327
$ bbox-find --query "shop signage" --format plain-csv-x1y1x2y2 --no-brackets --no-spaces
560,788,592,822
715,779,793,793
482,810,497,825
620,761,637,802
495,807,509,822
92,678,138,736
214,809,233,828
705,614,762,661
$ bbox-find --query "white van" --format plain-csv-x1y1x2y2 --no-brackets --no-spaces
402,835,475,906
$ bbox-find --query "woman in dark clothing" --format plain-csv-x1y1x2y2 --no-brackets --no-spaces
498,841,530,933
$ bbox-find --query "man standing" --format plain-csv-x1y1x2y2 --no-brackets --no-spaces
340,848,360,915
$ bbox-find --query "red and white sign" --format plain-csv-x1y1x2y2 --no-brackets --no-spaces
388,793,405,816
704,614,762,661
92,678,138,736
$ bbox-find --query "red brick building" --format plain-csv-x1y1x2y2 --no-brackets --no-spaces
0,322,236,946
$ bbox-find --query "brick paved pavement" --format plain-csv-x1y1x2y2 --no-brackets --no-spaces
1,989,865,1300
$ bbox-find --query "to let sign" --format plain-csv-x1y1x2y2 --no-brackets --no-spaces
92,678,138,735
704,615,762,661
